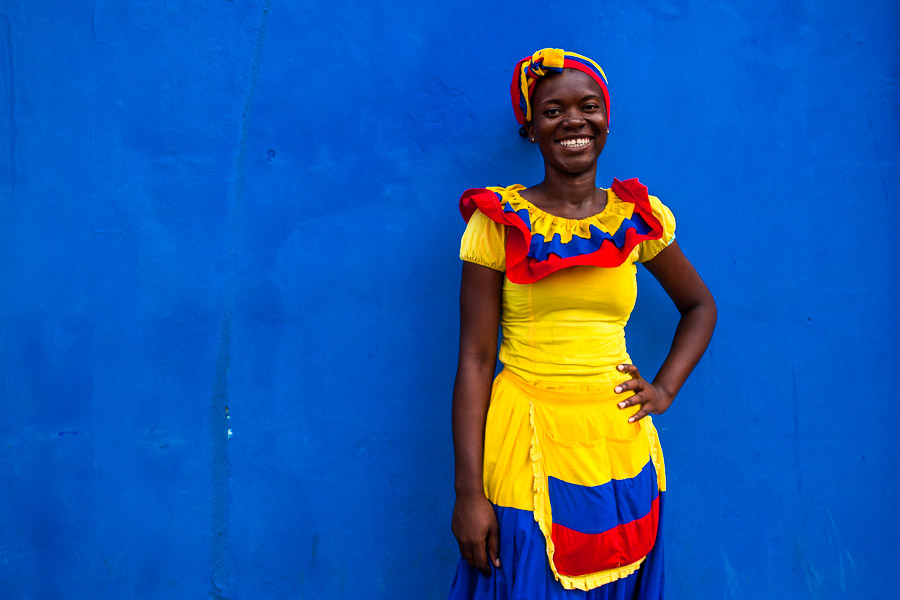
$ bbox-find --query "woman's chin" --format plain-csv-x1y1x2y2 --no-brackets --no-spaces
553,158,600,176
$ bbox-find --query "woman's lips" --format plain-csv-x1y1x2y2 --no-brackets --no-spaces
557,137,592,149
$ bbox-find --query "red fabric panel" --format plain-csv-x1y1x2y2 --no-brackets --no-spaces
550,495,659,577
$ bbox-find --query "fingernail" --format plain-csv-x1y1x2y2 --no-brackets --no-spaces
617,365,624,371
615,386,622,393
618,402,626,409
628,417,634,423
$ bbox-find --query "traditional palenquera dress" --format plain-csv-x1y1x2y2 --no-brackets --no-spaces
449,179,675,599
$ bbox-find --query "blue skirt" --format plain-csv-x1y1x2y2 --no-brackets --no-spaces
448,498,665,600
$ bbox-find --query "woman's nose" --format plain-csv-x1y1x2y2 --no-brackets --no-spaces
562,107,586,126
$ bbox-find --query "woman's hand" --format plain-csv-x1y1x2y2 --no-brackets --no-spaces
451,492,501,575
614,363,674,423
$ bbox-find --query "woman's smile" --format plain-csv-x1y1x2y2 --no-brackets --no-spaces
557,136,592,150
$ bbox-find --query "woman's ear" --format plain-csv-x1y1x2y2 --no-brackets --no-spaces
525,122,536,143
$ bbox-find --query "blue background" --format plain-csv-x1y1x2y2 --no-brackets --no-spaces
1,1,898,598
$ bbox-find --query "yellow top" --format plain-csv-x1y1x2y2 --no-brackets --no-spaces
460,186,676,383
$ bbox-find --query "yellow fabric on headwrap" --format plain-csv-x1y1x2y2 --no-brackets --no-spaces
526,48,566,77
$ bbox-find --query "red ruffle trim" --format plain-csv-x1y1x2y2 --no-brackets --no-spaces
459,178,664,284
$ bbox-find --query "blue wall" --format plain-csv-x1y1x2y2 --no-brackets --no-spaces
1,1,897,598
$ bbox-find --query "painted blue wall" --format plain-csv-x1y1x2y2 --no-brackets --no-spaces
1,1,897,598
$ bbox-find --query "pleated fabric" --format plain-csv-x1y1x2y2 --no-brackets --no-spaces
449,500,665,600
448,370,666,599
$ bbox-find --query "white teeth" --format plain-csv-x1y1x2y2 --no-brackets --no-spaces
559,138,590,148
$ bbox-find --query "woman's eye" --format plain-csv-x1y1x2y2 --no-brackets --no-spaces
583,103,599,111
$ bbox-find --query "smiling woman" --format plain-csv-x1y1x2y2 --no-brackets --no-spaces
448,49,717,599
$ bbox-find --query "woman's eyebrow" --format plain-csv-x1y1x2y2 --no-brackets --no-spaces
538,94,603,106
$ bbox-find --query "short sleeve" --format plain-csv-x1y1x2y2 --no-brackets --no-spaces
636,195,676,263
460,209,507,272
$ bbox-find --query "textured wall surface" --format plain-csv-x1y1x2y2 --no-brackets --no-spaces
1,1,898,598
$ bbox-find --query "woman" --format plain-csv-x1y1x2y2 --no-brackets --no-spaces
448,49,717,599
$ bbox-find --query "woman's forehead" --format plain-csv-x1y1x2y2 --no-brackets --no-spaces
532,70,604,103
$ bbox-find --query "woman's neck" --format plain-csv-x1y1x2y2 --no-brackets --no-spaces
526,165,606,217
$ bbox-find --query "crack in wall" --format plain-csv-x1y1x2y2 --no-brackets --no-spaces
1,12,17,192
208,1,271,598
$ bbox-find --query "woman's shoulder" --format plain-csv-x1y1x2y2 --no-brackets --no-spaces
458,188,511,272
611,179,676,263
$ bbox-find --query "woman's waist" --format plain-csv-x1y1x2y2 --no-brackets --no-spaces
500,323,626,357
499,339,630,383
494,367,632,408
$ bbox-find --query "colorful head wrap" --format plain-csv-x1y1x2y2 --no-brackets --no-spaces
510,48,610,126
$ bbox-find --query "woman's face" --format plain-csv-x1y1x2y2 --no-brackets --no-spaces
526,69,609,175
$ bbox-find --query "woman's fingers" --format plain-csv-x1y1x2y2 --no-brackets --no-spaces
458,542,475,570
615,364,643,393
454,527,486,572
488,523,501,569
614,364,674,420
615,364,658,421
451,497,500,576
617,392,645,409
615,364,645,409
614,379,639,394
471,538,491,575
628,405,652,423
462,529,499,575
460,539,485,573
461,547,473,568
617,363,641,377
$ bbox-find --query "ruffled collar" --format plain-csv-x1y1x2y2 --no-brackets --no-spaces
460,178,664,283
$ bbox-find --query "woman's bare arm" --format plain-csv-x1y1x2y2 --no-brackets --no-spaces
615,241,718,421
450,261,504,574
